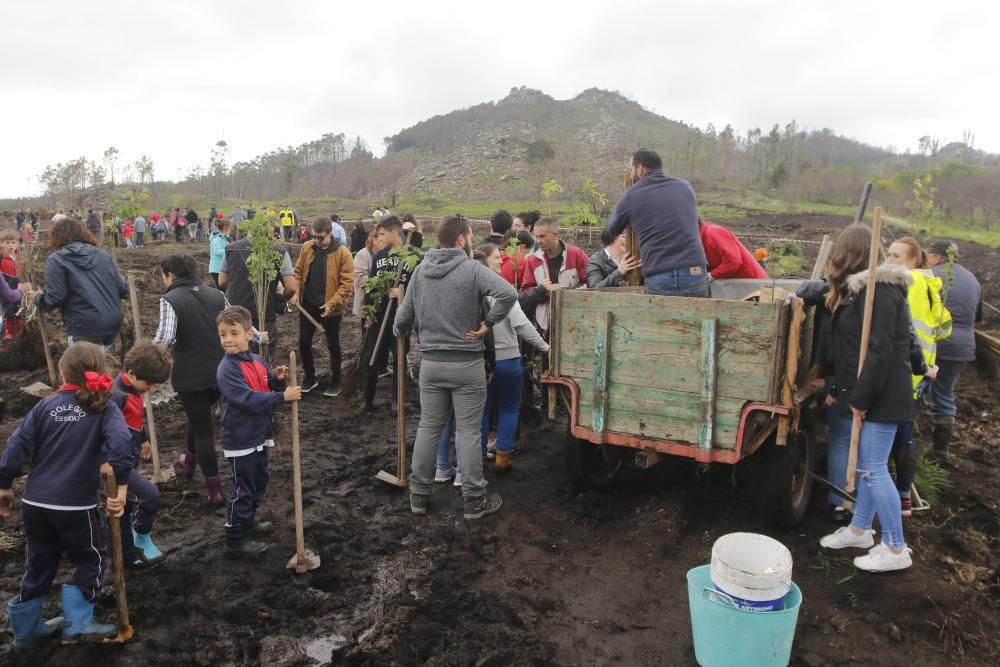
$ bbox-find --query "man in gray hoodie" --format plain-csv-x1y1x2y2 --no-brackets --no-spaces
394,214,517,519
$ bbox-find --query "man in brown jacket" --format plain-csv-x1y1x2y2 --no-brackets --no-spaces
291,217,355,396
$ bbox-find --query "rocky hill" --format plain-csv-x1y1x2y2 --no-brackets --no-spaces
385,86,698,200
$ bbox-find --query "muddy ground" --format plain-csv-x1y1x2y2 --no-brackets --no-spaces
0,214,998,666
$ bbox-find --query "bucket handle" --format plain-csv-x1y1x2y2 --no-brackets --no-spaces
702,587,739,609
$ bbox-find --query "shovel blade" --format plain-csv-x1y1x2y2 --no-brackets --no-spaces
806,470,857,503
375,470,407,487
286,548,321,573
102,624,134,643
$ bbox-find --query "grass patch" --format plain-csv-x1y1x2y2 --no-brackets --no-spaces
698,188,856,221
914,453,950,505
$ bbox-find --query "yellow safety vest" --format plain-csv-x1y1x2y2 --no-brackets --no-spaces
907,269,953,395
279,208,295,227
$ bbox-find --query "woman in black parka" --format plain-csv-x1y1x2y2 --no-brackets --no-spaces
817,224,915,573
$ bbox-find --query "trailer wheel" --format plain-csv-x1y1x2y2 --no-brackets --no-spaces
759,418,816,527
565,426,628,488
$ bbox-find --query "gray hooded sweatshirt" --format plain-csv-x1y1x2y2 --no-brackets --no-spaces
394,248,517,361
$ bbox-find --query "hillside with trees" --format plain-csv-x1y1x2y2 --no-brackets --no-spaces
14,86,1000,234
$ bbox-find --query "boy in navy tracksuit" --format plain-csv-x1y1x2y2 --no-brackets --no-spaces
0,342,132,648
111,342,173,568
215,306,301,558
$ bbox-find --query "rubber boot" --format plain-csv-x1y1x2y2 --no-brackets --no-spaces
248,519,274,536
7,596,63,650
3,320,15,341
60,585,114,642
205,476,224,506
495,450,513,475
178,452,196,479
932,417,954,461
224,539,269,559
132,529,164,563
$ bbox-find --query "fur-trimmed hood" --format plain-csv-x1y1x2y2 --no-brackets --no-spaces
847,262,913,294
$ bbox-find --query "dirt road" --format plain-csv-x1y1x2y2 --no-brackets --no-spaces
0,216,997,665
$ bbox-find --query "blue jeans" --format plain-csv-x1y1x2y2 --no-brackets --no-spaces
436,411,457,474
890,418,916,498
643,267,710,297
826,411,854,508
930,359,964,418
851,421,905,550
482,358,523,453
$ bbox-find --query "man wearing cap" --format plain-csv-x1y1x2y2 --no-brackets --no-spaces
926,240,983,459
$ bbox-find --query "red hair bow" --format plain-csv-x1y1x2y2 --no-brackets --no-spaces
84,371,113,392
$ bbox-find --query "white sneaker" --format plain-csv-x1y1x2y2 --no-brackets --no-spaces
434,467,456,483
854,543,913,572
820,526,876,550
453,472,462,487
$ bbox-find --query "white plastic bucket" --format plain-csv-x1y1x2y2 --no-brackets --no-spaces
711,533,793,612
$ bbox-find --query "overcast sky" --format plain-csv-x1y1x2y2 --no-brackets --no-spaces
0,0,995,198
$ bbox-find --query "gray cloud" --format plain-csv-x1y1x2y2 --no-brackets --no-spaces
1,0,995,197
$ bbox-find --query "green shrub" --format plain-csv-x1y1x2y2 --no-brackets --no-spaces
769,240,804,276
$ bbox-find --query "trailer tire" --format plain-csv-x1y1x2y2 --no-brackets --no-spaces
759,419,816,527
565,426,627,489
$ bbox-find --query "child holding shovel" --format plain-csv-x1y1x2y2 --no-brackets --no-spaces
111,342,173,569
0,342,133,647
216,306,301,558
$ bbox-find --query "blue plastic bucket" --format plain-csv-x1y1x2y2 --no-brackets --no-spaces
687,565,802,667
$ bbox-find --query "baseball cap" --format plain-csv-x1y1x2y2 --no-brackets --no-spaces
927,240,958,257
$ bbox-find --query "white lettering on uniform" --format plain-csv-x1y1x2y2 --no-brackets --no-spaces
49,404,87,422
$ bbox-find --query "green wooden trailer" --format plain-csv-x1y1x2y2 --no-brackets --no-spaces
542,279,825,526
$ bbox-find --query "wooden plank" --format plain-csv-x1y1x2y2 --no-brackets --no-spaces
576,404,742,449
556,312,775,402
574,381,745,446
811,234,833,280
592,312,612,433
559,288,783,320
550,288,561,376
699,318,718,450
560,359,768,402
767,299,790,404
624,226,642,287
777,298,806,445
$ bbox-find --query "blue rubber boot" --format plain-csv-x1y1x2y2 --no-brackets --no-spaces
7,596,63,650
133,529,164,563
60,585,114,642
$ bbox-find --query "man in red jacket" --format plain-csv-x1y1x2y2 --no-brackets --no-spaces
698,218,767,280
519,218,588,334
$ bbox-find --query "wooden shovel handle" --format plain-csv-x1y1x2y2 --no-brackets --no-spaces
101,470,131,635
289,352,306,573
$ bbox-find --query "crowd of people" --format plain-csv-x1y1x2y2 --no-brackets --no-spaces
0,147,985,648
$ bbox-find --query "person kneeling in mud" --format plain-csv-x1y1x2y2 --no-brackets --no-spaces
111,342,174,569
216,306,301,558
0,342,133,647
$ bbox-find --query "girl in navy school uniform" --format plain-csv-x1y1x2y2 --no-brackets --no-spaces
0,342,133,648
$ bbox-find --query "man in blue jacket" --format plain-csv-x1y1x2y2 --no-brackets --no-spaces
36,219,128,348
606,149,708,297
926,240,983,459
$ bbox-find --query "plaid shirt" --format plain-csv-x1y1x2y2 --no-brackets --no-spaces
153,295,261,347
